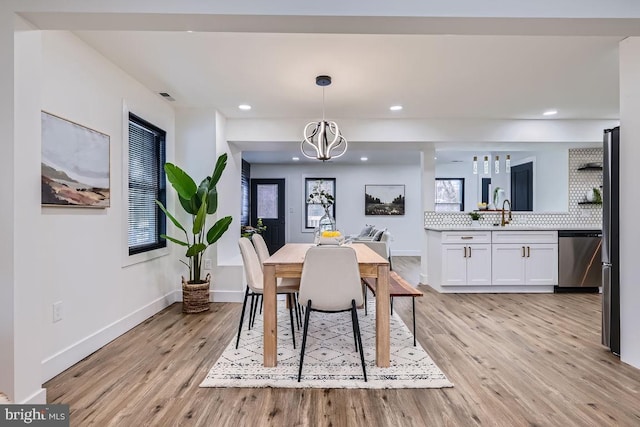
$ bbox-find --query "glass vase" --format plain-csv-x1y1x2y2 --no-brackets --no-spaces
318,211,336,233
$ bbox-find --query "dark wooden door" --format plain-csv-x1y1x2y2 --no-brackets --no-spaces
511,162,533,211
250,179,286,253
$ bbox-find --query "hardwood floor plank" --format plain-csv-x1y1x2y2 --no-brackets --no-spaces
44,256,640,426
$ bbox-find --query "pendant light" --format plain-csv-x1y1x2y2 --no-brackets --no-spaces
301,75,347,161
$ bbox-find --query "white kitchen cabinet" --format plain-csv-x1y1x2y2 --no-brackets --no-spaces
492,231,558,286
440,232,492,286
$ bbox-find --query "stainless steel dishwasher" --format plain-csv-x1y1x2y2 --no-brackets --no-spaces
556,230,602,291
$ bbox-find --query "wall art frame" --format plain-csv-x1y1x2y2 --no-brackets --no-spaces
365,184,405,216
41,111,110,208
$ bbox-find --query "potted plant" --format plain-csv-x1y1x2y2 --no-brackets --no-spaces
469,211,482,226
156,153,233,313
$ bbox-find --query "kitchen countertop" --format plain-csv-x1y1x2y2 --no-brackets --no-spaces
425,225,602,232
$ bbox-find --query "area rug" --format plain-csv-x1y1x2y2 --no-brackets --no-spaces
200,297,453,389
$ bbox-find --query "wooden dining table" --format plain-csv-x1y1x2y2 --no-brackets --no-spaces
262,243,390,367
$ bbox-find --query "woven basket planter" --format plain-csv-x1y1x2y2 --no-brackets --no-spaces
182,273,210,314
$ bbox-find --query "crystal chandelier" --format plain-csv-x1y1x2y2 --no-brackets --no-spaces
301,75,347,161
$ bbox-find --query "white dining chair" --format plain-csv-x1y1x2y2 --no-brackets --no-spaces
251,233,302,329
236,237,299,349
297,245,367,382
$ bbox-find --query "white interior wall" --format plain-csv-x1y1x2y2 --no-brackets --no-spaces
250,162,422,256
619,37,640,368
0,12,16,401
37,31,177,383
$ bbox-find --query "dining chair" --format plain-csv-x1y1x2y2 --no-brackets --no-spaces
251,234,302,329
236,237,299,349
297,245,367,382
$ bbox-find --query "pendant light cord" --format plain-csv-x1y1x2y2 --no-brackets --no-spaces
322,87,326,120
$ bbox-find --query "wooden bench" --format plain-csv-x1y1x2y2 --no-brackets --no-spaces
362,271,423,346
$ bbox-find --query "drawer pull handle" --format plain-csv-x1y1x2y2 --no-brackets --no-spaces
461,236,473,240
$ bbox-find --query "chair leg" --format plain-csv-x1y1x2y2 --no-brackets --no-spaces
350,302,359,352
235,287,250,349
298,300,312,382
412,296,417,347
352,300,367,382
287,294,296,349
293,293,301,330
364,283,368,316
259,294,263,315
390,297,394,315
248,294,258,330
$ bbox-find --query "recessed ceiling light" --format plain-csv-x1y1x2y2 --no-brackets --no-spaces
543,109,558,116
238,104,252,111
390,105,403,111
360,157,368,161
186,30,194,33
292,157,300,161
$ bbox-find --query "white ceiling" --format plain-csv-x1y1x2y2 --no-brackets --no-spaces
73,30,622,164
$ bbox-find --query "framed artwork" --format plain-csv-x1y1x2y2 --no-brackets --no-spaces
365,184,405,216
305,178,335,229
41,111,110,208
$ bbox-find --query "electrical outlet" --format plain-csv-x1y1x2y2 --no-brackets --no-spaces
53,301,63,323
204,258,212,269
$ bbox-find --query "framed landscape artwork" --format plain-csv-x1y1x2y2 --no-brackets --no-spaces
41,111,110,208
365,185,405,216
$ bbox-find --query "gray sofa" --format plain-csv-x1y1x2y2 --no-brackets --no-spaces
350,226,392,269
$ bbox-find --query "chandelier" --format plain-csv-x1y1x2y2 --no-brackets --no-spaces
301,75,347,161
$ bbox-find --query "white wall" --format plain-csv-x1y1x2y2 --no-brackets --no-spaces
36,31,176,383
250,162,422,256
619,37,640,369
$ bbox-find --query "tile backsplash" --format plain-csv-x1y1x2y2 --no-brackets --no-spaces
425,148,603,229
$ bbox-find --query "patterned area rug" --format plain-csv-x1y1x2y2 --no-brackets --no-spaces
200,297,453,389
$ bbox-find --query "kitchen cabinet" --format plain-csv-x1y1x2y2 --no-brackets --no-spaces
491,231,558,286
442,243,492,286
439,231,492,286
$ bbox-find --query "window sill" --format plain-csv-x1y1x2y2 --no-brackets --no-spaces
122,246,170,268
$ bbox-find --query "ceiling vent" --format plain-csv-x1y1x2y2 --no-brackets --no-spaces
158,92,175,102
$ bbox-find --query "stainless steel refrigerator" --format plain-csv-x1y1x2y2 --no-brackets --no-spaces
602,126,620,356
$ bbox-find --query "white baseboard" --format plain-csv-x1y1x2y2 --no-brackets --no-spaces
390,250,421,257
419,273,429,284
426,283,554,294
41,291,177,383
211,290,244,303
20,388,47,404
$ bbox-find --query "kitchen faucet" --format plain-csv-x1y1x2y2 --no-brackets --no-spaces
501,199,512,226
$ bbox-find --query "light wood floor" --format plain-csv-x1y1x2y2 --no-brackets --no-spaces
45,257,640,426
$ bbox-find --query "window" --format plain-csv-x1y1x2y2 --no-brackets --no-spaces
305,178,335,229
435,178,465,212
241,160,250,226
128,113,167,255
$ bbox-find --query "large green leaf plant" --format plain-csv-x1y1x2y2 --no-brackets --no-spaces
156,153,233,283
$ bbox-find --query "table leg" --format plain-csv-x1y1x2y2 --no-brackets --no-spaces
263,264,277,367
375,264,390,367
